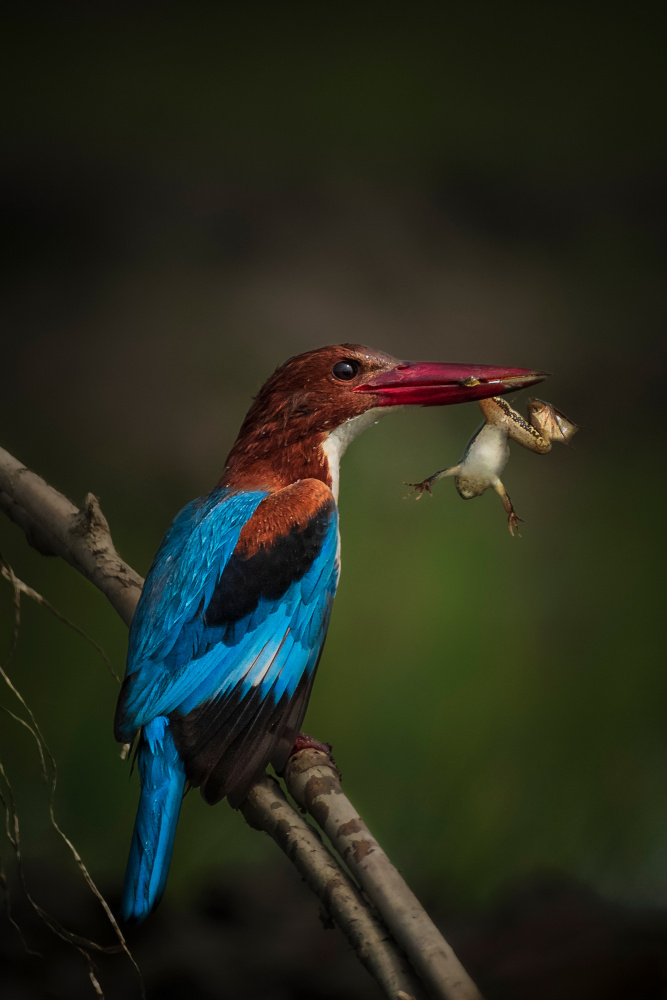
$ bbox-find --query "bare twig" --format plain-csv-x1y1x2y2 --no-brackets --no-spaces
0,557,144,998
286,750,483,1000
241,773,421,1000
0,557,120,683
0,447,142,626
0,442,482,1000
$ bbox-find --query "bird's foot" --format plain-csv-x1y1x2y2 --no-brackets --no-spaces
508,511,524,537
291,731,333,757
289,732,339,775
404,479,433,499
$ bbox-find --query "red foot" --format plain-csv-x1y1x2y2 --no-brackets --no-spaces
291,731,333,756
290,732,339,775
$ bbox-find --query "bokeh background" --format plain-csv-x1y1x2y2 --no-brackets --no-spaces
1,6,666,998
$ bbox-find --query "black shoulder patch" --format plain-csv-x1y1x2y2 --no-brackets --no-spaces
203,502,334,627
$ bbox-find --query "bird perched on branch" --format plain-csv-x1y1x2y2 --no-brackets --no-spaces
114,343,546,921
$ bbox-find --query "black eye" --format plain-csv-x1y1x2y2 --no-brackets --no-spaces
332,360,359,381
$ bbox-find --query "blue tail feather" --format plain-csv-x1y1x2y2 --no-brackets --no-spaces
121,717,186,923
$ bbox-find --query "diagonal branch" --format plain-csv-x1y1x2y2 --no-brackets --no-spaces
0,446,142,626
240,773,421,999
0,442,483,1000
286,750,482,1000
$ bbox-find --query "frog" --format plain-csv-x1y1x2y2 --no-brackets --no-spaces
407,396,578,535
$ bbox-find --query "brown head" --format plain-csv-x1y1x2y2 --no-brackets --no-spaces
221,343,547,495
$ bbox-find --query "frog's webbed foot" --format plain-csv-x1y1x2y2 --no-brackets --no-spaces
405,465,459,499
507,509,524,537
405,478,434,498
527,398,579,446
493,478,523,537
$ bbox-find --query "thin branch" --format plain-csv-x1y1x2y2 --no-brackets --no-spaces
0,557,120,683
0,447,142,627
0,442,483,1000
240,773,421,1000
0,558,144,998
285,754,483,1000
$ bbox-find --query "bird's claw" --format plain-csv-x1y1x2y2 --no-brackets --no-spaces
289,732,340,776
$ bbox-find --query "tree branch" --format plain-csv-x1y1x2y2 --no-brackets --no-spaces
240,773,421,999
0,443,483,1000
0,446,142,626
286,750,482,1000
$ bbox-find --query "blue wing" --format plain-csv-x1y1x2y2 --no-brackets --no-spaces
122,487,269,677
117,480,339,920
115,480,339,804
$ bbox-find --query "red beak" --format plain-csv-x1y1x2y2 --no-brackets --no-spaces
355,361,548,407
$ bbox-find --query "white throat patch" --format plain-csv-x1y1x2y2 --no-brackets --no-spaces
321,407,390,501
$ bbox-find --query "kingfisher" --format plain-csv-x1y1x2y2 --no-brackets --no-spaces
114,343,546,921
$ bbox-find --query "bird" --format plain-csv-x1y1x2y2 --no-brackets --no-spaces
114,343,546,922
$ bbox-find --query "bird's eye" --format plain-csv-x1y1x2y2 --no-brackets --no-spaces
332,360,359,381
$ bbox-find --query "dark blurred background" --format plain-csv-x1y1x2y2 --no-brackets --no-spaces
1,5,666,998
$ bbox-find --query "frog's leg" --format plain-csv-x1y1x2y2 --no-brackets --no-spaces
480,396,551,454
406,464,460,498
527,398,579,445
492,478,523,536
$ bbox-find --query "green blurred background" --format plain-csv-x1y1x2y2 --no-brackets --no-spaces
1,4,666,996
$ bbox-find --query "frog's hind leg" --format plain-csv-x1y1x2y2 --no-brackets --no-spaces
406,464,460,498
485,396,552,454
527,398,579,446
492,478,523,536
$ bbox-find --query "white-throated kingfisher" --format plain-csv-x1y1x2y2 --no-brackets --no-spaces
114,343,546,921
